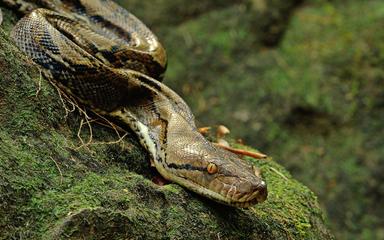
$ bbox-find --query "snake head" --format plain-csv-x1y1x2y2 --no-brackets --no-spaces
197,146,268,208
156,116,268,208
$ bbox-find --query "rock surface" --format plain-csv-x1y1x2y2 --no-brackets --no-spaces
114,1,384,239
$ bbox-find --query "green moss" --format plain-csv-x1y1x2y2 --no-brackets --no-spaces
136,1,384,239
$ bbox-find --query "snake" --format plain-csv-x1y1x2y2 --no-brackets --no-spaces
1,0,267,208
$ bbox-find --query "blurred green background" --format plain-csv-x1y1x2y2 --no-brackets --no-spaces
116,0,384,239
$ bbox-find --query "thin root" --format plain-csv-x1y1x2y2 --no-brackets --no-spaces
51,82,127,150
92,111,126,138
53,83,76,119
35,68,43,97
269,167,289,181
50,156,63,184
75,117,94,150
89,133,128,146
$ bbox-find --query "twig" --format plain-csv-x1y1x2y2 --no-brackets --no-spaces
269,167,289,181
49,82,129,150
53,83,76,119
76,119,86,147
75,116,94,150
35,68,42,97
89,133,128,146
92,111,126,138
213,143,268,159
50,156,63,184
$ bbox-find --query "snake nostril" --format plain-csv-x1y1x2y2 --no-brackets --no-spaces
255,181,268,203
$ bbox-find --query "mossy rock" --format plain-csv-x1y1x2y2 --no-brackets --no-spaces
127,1,384,238
0,7,332,240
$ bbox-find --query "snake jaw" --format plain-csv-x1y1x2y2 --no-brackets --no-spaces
160,168,267,208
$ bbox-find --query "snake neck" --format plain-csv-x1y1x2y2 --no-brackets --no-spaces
109,99,268,208
109,108,165,164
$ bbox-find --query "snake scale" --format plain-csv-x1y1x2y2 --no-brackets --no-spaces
1,0,267,207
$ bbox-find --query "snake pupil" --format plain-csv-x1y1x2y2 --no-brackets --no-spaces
207,163,218,174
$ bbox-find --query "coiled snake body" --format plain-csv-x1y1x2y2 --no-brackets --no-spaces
1,0,267,207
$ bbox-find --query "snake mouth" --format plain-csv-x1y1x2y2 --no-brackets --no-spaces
224,181,268,208
160,167,268,208
192,179,268,208
230,184,268,208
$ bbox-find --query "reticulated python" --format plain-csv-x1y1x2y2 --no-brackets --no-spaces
1,0,267,207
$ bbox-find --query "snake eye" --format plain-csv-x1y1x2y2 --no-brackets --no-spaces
207,163,218,174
